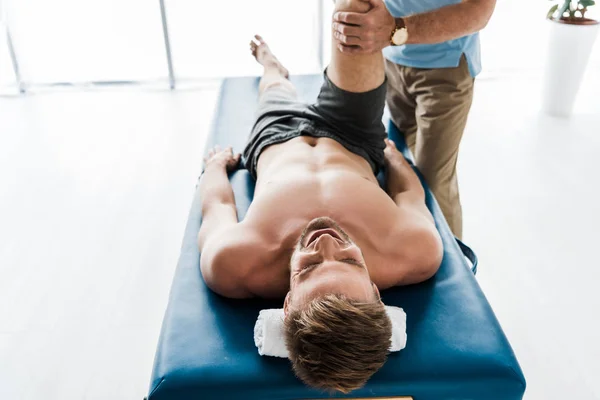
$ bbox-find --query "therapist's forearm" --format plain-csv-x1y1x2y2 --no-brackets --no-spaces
402,0,496,45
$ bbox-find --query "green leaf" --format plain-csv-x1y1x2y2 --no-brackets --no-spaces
579,0,595,7
548,3,559,18
558,1,571,16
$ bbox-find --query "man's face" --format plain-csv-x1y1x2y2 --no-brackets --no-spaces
285,217,379,313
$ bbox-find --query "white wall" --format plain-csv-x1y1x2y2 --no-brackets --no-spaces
480,0,600,74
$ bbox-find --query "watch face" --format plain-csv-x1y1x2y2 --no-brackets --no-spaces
393,28,408,45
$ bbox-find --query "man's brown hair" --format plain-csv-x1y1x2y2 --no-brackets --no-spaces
283,293,392,394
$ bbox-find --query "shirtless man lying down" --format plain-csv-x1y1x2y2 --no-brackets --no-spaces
197,0,443,393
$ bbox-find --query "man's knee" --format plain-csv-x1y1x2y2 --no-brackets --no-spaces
260,79,296,96
334,0,371,13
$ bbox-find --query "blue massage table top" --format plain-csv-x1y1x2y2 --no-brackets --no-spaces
147,75,526,400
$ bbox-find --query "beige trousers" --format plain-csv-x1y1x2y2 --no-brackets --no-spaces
385,54,474,240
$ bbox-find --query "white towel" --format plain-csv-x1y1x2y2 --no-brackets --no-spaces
254,306,407,358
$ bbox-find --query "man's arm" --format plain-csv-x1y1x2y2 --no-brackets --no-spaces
333,0,496,54
196,146,254,299
384,139,443,284
197,166,237,252
383,139,427,215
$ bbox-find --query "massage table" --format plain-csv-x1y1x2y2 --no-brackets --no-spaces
146,75,526,400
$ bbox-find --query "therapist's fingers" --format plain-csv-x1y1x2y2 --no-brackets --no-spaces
333,22,362,39
333,11,364,26
334,31,361,46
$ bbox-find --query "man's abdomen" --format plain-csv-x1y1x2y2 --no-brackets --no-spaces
243,73,388,180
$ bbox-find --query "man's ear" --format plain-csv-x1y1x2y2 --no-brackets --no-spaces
372,282,382,303
283,292,291,317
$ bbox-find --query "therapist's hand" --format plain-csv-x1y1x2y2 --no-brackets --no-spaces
333,0,396,54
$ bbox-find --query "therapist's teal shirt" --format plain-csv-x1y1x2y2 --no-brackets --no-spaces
382,0,481,77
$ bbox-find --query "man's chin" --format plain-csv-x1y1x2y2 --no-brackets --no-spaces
304,217,338,232
298,217,352,249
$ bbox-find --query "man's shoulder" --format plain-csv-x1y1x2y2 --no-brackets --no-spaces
376,206,443,286
199,222,289,299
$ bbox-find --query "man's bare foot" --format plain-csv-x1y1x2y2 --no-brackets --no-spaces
249,35,289,79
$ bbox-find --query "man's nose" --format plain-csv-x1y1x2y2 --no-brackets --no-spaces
313,234,340,254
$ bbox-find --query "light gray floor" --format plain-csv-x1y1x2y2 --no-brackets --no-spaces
0,71,599,399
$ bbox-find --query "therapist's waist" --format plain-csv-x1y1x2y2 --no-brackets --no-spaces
383,34,480,75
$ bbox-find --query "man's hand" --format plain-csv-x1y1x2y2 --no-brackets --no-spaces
203,145,241,172
383,138,423,198
383,138,408,167
333,0,395,55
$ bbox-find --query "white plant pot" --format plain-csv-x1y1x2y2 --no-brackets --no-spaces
541,18,599,117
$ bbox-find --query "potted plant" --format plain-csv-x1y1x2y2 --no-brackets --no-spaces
542,0,599,117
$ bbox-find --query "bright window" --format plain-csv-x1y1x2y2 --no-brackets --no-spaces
166,0,322,79
3,0,167,83
0,21,17,91
0,0,599,91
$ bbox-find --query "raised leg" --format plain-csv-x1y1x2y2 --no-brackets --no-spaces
328,0,385,93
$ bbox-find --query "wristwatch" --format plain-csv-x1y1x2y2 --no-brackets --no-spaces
390,18,408,46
